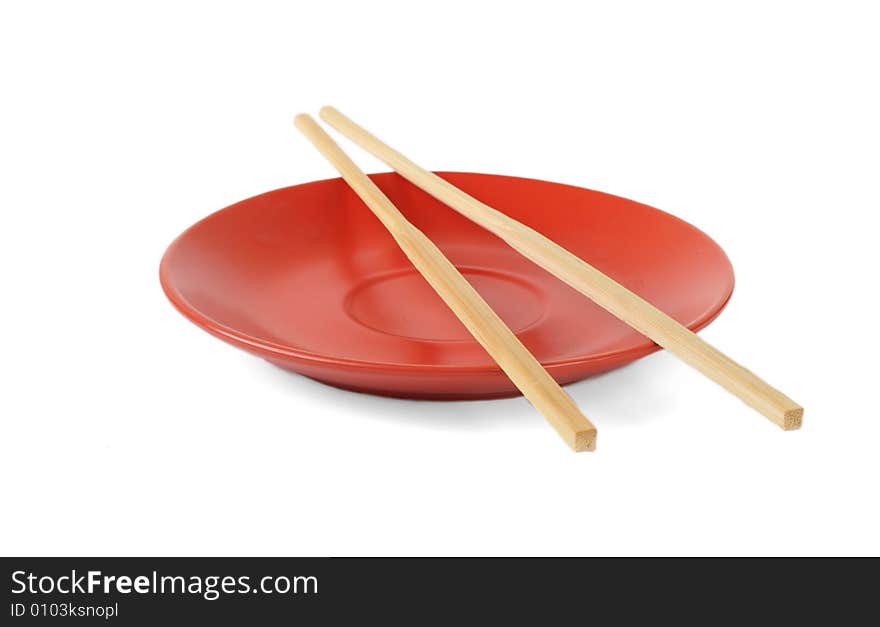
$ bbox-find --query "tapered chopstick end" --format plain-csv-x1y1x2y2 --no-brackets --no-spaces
319,105,340,121
293,113,313,129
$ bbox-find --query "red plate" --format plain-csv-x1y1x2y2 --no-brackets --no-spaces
160,172,734,399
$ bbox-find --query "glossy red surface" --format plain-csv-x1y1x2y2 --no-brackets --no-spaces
160,172,734,398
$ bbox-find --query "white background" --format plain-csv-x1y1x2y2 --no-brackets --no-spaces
2,1,878,556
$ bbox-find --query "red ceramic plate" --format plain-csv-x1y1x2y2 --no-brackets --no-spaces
160,172,734,399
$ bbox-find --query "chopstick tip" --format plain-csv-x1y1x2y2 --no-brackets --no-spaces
293,113,313,128
319,105,339,121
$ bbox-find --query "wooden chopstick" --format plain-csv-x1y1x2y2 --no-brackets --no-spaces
319,106,803,431
294,114,598,451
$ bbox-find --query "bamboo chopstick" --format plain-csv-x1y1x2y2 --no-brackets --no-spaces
319,106,803,431
294,114,598,451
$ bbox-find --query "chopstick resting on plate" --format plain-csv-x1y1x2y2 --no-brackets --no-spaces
319,106,803,431
294,114,598,452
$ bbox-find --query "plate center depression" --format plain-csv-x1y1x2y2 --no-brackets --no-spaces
344,267,546,342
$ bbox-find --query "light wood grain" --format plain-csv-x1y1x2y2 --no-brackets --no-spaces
319,106,803,431
294,114,598,451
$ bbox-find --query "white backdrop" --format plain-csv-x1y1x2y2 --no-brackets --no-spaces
2,1,877,556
